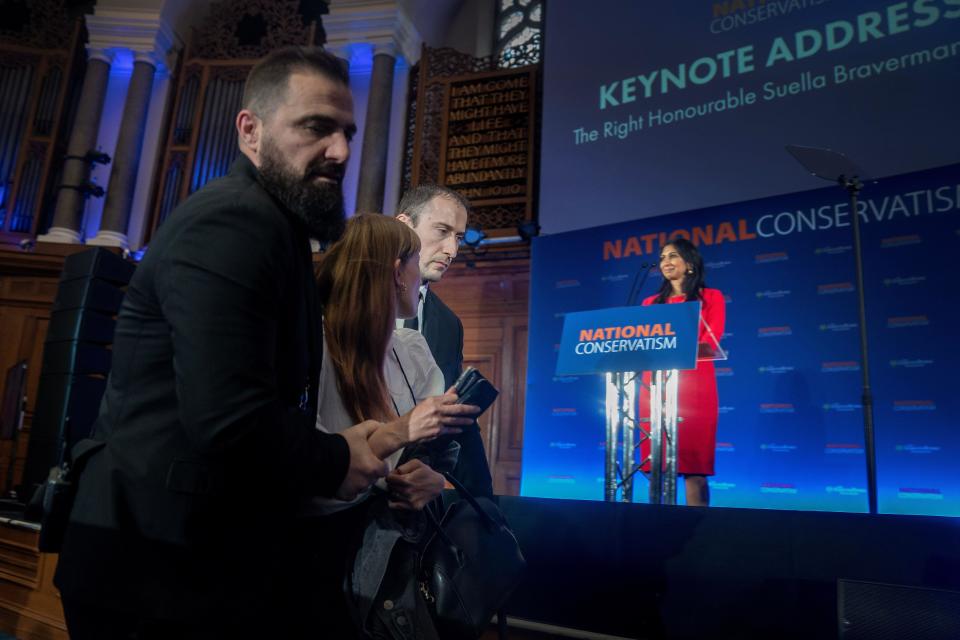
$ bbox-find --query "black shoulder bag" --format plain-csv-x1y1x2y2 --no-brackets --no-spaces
419,471,526,639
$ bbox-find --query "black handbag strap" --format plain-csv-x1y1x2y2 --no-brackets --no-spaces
441,471,499,530
422,503,457,549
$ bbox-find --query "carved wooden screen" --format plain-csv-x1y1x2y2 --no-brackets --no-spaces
145,0,324,241
402,45,541,243
0,6,83,245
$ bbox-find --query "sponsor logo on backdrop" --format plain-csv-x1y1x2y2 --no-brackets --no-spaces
715,367,734,377
551,407,578,417
719,405,735,414
716,442,735,452
552,376,581,383
883,276,927,287
759,365,794,374
756,289,791,299
573,323,678,355
815,245,852,255
705,260,732,269
820,322,857,332
896,444,942,454
710,482,736,490
760,443,798,453
898,487,943,500
881,234,922,248
823,402,862,412
547,475,576,484
760,403,795,414
826,486,866,496
887,315,930,328
760,482,797,494
601,273,630,283
821,361,859,372
755,251,788,264
724,294,733,304
758,326,792,337
894,400,936,412
555,279,581,289
818,282,854,294
825,443,863,455
890,359,934,369
548,442,577,450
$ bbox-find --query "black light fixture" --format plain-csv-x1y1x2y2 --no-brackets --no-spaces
64,150,112,166
517,220,540,242
84,150,112,165
60,180,105,199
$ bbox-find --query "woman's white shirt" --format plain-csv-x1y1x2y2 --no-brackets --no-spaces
307,326,444,515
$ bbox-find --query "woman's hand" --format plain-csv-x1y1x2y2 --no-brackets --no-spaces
386,459,446,511
405,388,479,443
366,388,479,458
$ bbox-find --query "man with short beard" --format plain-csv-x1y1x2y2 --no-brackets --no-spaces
54,47,390,638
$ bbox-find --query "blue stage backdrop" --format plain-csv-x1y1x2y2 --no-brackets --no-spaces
521,163,960,516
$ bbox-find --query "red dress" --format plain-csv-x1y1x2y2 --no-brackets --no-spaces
638,288,725,476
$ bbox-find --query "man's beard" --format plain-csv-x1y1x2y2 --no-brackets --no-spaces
257,139,346,244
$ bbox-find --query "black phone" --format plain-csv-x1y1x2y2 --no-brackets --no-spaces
451,367,499,415
453,367,479,396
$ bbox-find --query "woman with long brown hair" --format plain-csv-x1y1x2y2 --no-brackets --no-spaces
313,213,477,513
296,213,478,638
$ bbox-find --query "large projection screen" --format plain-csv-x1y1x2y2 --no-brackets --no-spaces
539,0,960,235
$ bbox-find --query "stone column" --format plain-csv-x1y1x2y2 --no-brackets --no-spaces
37,48,113,244
88,53,157,249
355,42,397,214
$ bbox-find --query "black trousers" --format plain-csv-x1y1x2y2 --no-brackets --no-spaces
60,507,370,640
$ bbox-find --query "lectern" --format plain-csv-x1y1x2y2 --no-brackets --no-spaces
557,302,724,504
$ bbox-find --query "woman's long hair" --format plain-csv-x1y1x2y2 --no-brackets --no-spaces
316,213,421,423
653,237,706,304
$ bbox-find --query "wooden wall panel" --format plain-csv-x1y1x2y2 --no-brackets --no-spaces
431,257,530,495
0,247,71,639
0,248,67,496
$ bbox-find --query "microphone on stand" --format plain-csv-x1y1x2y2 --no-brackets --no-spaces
626,261,658,306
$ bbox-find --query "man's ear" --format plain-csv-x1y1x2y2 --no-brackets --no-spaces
236,109,261,161
396,213,414,229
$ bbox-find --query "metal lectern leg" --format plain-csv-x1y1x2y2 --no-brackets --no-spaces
620,372,637,503
649,370,664,504
604,372,619,502
664,369,679,505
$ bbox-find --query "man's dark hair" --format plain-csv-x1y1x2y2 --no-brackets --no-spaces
242,46,349,120
396,184,471,226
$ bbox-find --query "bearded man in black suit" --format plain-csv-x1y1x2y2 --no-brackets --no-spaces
54,47,394,638
396,185,494,498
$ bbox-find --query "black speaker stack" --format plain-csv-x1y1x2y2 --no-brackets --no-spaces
19,248,134,498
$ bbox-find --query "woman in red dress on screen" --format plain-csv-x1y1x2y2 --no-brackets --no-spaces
639,237,725,506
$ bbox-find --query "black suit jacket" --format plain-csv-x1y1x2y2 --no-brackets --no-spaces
54,156,350,623
421,289,494,497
